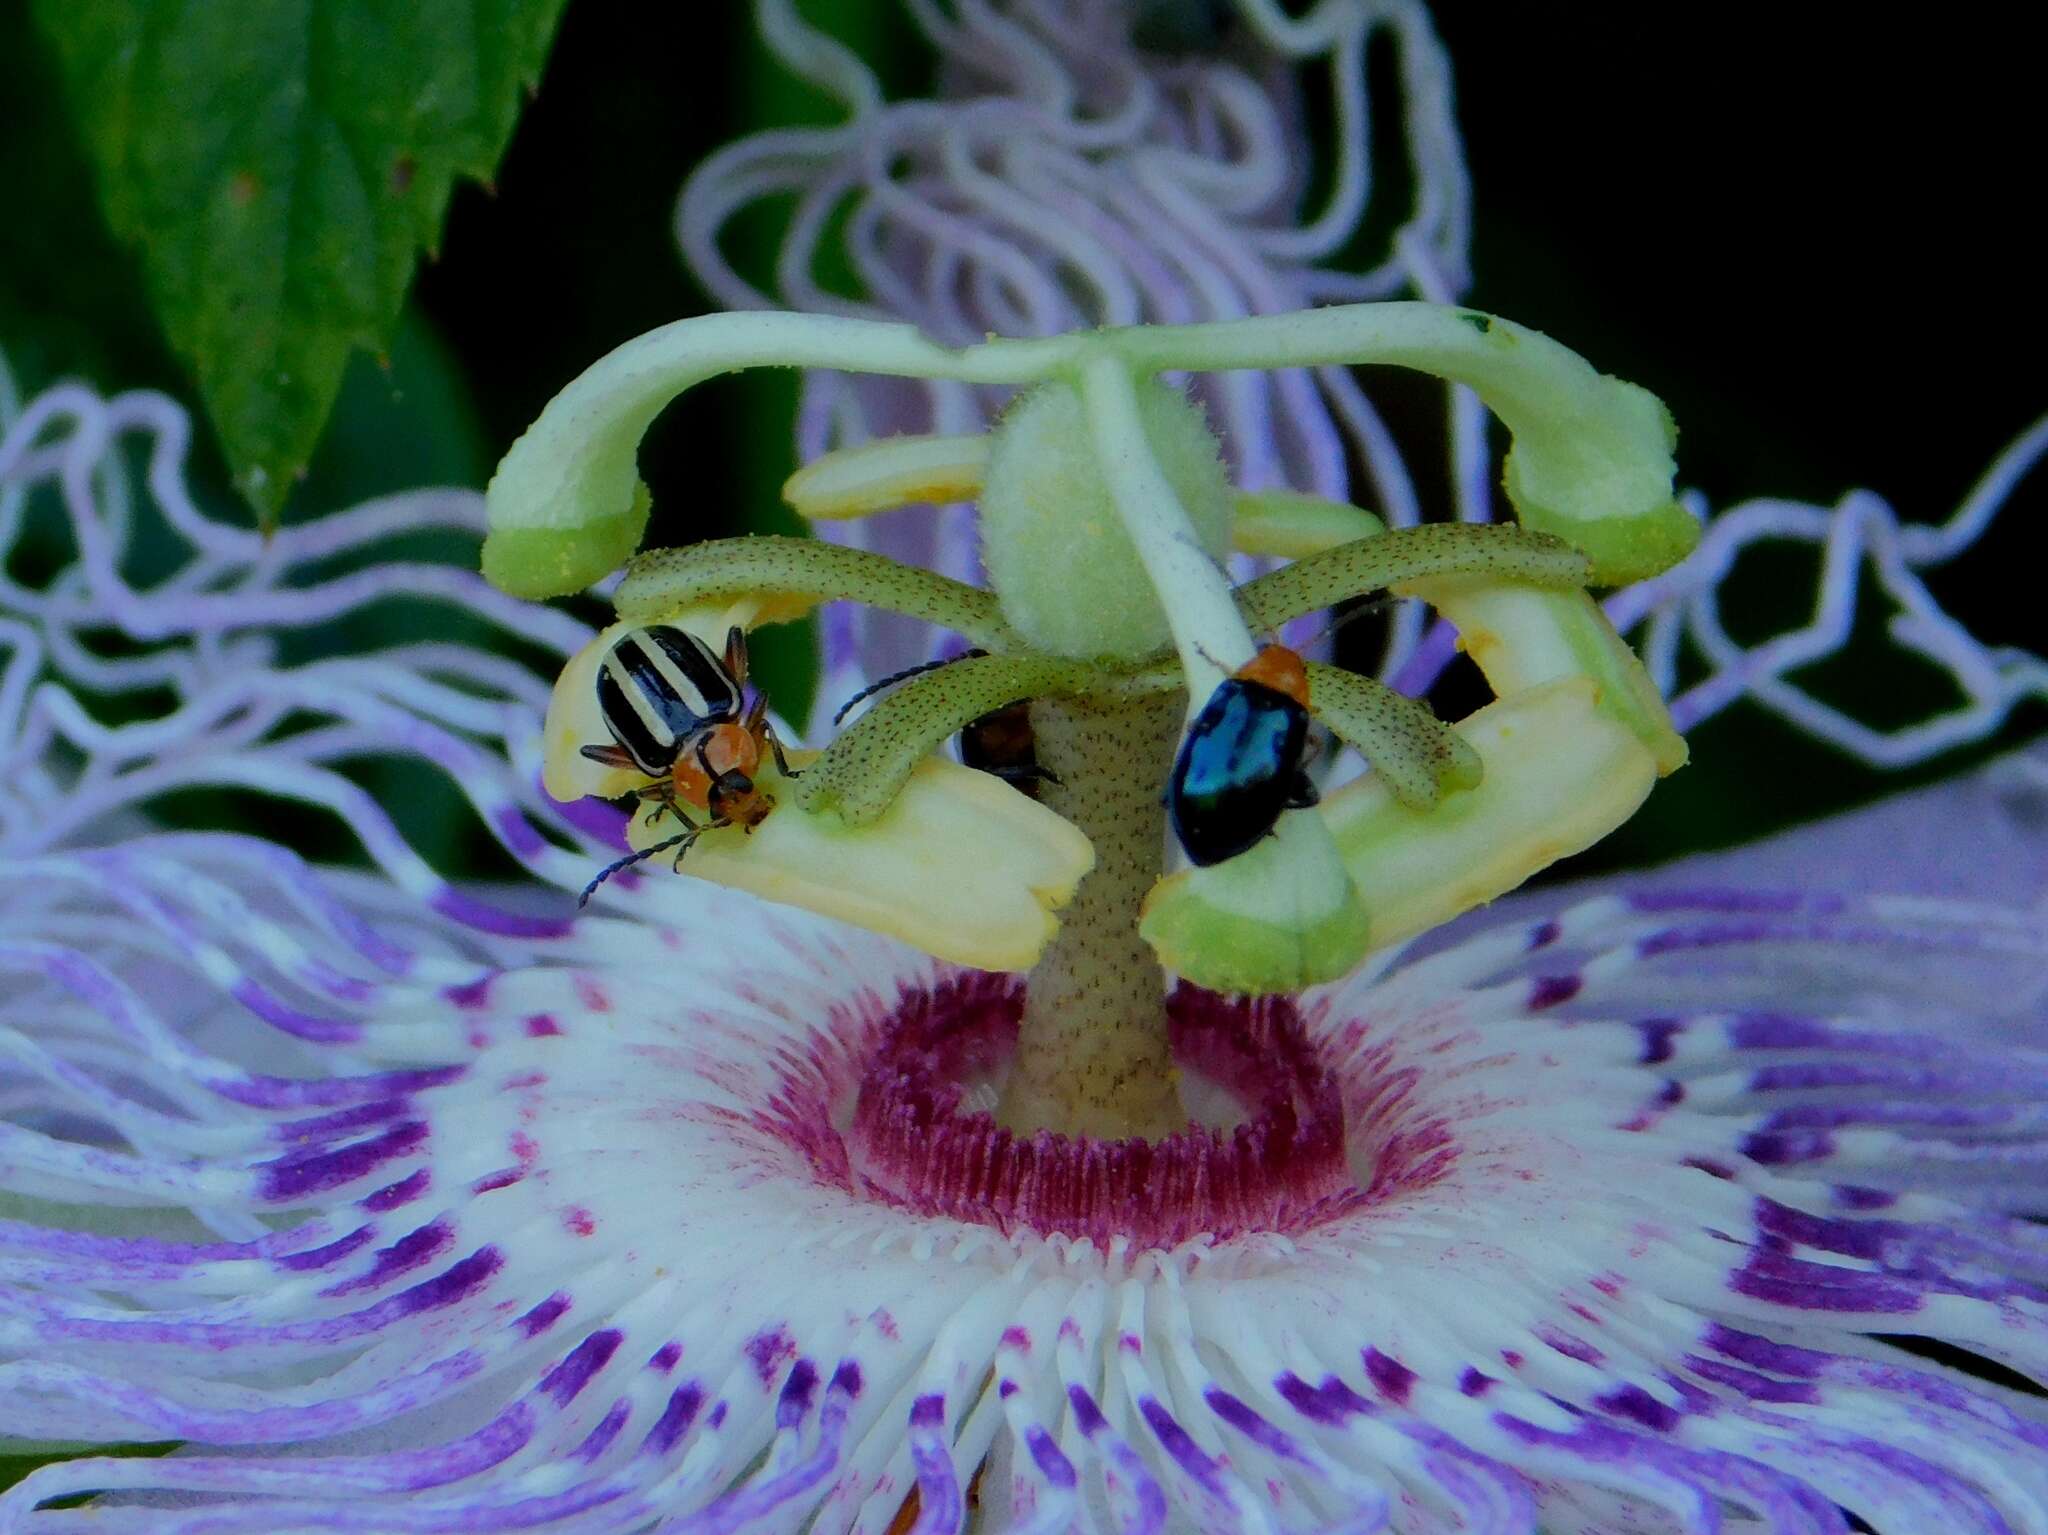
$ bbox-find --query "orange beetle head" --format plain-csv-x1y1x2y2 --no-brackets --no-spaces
1236,644,1310,708
669,723,762,814
699,723,773,830
709,774,775,831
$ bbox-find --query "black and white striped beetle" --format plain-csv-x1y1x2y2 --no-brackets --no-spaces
576,623,797,904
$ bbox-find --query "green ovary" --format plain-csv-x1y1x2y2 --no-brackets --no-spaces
978,379,1234,661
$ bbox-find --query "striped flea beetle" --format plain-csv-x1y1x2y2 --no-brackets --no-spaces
577,624,796,904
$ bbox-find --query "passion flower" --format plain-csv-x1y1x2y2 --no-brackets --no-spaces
3,3,2044,1531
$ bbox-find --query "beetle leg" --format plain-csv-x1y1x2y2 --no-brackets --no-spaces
580,743,638,770
723,625,750,689
631,782,672,825
764,721,800,779
642,792,700,832
674,816,729,871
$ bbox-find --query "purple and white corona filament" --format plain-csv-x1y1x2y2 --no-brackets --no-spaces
2,359,2047,1532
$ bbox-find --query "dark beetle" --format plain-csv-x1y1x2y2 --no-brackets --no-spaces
832,652,1056,799
1166,645,1320,866
956,698,1051,800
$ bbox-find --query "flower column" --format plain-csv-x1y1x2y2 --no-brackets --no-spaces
486,302,1697,1140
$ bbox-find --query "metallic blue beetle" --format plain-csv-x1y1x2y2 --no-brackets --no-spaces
1167,645,1320,866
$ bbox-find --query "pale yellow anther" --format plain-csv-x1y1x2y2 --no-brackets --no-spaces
1317,678,1657,948
620,752,1093,973
1141,677,1658,972
1139,814,1372,995
1230,488,1385,558
547,616,1094,973
781,432,991,519
1398,576,1687,774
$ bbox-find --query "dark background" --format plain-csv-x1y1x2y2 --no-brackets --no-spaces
1436,6,2043,866
1,2,2041,876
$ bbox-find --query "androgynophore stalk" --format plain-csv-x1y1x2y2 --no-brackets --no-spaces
996,692,1185,1139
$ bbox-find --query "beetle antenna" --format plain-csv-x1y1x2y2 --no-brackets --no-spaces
578,830,696,908
831,649,988,726
1288,593,1394,652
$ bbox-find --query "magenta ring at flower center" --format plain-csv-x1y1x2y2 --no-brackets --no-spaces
757,973,1402,1250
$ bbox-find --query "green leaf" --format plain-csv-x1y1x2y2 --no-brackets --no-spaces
33,0,566,519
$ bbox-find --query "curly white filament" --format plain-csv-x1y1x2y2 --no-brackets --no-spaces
1608,416,2048,764
0,354,615,927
